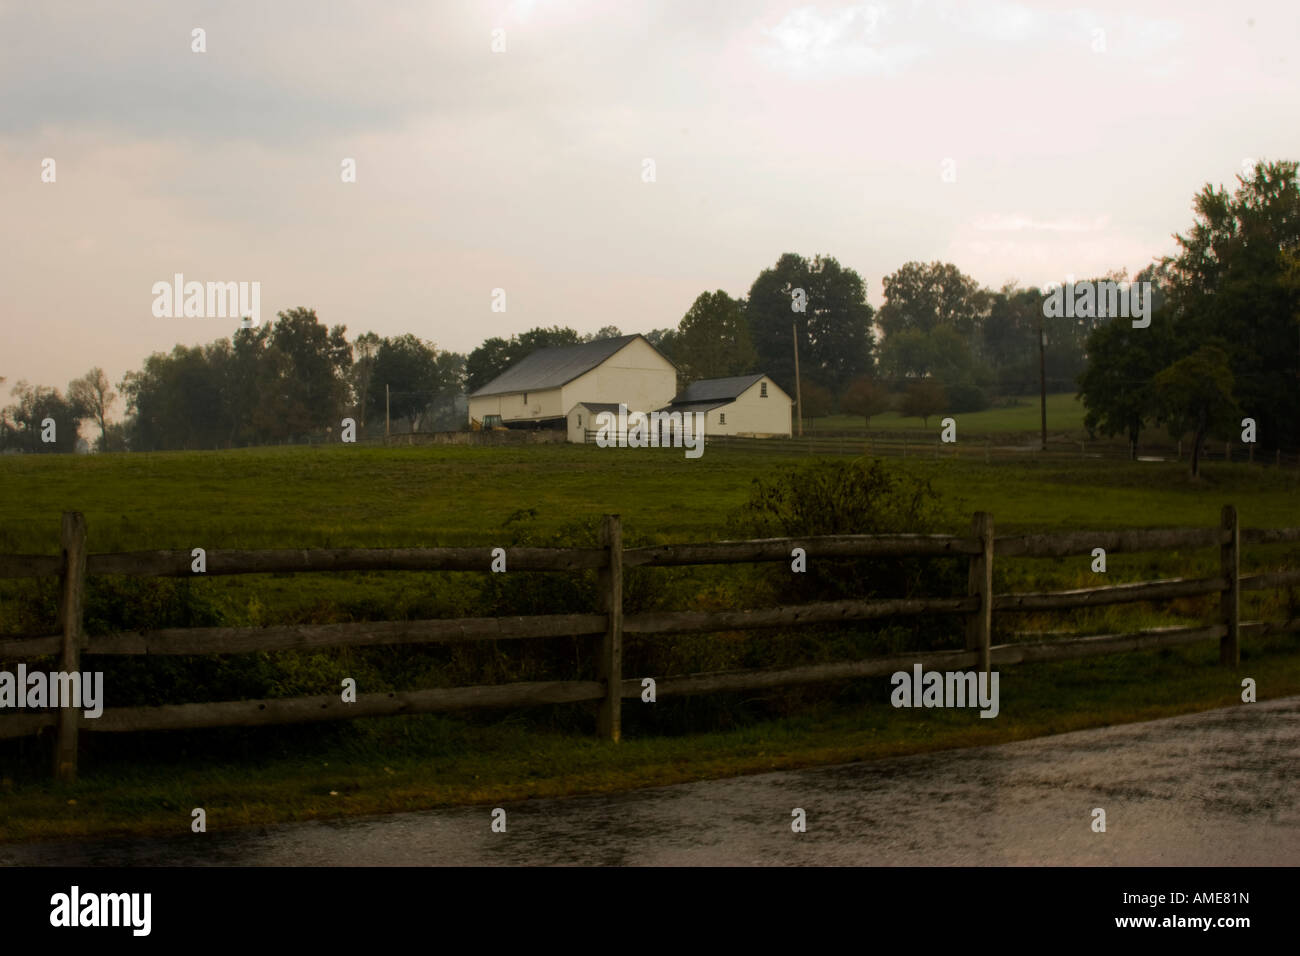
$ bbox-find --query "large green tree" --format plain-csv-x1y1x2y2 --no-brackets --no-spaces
258,308,352,441
673,290,757,381
371,334,439,430
982,284,1041,395
367,337,465,432
120,308,352,450
428,350,468,430
876,261,994,394
3,381,85,453
746,253,874,397
1153,344,1240,477
878,261,989,339
1076,302,1178,457
67,367,116,452
222,325,270,446
876,327,929,380
1163,160,1300,451
120,344,229,451
878,324,973,382
350,331,382,428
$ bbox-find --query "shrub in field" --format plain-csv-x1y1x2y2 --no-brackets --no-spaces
727,458,956,569
725,458,967,665
945,382,990,414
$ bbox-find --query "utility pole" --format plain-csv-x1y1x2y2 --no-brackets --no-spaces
792,320,803,437
385,384,391,440
1038,319,1048,452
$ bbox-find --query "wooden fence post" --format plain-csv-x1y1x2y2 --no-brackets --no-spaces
965,512,993,675
54,511,88,782
1220,505,1239,667
596,514,623,741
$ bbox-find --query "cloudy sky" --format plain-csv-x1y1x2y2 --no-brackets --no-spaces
3,0,1297,408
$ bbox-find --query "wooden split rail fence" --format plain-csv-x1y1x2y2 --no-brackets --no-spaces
2,508,1299,781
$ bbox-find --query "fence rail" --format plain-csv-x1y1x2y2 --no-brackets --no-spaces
2,508,1299,779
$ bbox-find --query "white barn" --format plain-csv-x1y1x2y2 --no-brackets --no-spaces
656,374,793,438
468,334,677,431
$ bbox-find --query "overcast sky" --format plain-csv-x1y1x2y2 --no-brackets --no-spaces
3,0,1297,411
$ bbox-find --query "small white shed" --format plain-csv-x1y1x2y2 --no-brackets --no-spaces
656,374,793,438
567,402,626,444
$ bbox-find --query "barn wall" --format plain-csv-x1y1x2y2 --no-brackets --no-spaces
562,339,676,415
468,387,565,426
467,393,504,423
708,377,793,437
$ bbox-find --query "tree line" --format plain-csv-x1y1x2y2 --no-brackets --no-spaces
3,161,1296,460
0,309,467,452
463,254,1111,418
1077,160,1299,473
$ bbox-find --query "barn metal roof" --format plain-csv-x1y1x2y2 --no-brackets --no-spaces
653,400,731,415
669,373,767,404
470,334,671,398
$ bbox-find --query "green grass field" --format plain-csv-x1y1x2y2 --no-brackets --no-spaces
1,439,1294,554
807,392,1087,435
1,441,1297,843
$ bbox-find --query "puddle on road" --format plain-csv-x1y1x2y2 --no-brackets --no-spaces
3,698,1296,866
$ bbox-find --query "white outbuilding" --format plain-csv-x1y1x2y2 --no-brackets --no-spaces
567,402,624,444
656,374,793,437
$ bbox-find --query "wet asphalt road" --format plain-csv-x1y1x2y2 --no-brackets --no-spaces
3,697,1297,866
